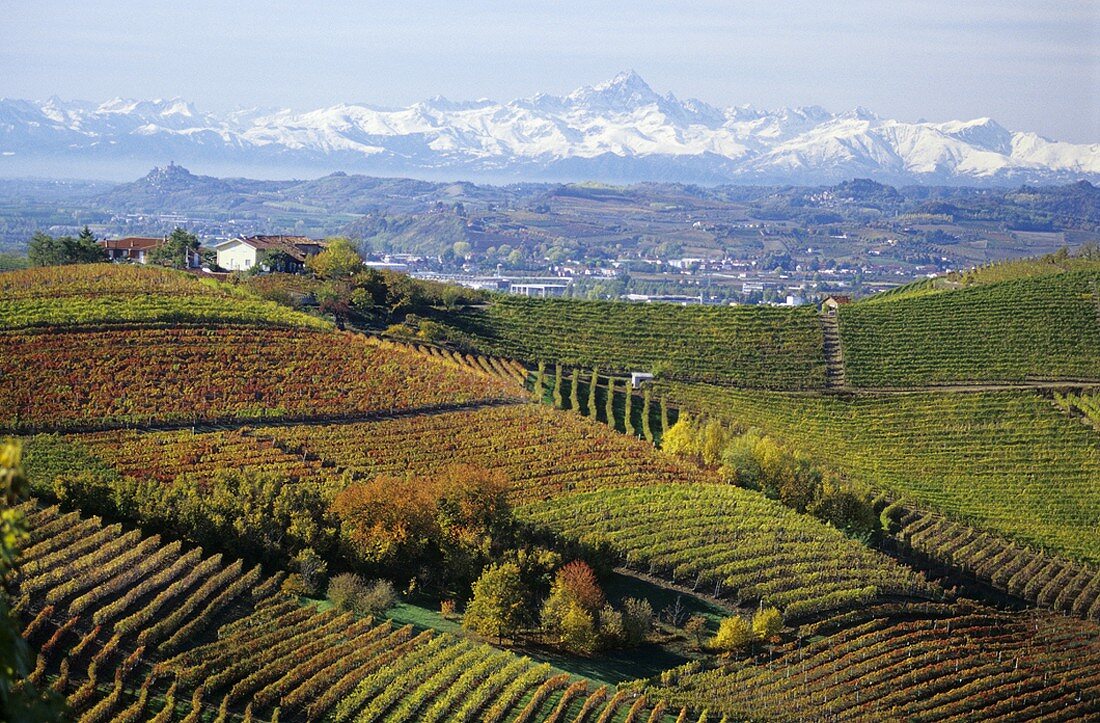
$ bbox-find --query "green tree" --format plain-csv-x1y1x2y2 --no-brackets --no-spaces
534,361,546,402
149,227,199,269
307,237,363,280
605,377,616,429
624,387,635,436
552,366,563,409
452,241,472,260
569,369,580,412
463,562,527,644
641,388,653,443
27,230,104,267
621,597,654,646
660,396,670,440
559,603,599,655
587,369,599,418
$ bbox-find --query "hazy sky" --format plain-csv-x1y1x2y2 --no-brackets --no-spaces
2,1,1097,142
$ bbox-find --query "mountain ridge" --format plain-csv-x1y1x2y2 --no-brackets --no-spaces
2,72,1097,185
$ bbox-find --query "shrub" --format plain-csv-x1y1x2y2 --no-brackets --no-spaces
327,574,397,617
621,597,654,646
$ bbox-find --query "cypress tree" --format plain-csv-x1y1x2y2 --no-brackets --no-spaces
569,368,581,412
642,387,654,443
553,365,563,408
660,396,670,439
535,361,546,402
624,386,635,436
587,368,599,418
605,377,616,429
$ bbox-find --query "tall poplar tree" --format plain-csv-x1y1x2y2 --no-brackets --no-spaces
605,378,616,430
587,368,599,418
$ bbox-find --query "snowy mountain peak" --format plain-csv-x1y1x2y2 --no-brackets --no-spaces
567,70,663,111
1,78,1097,185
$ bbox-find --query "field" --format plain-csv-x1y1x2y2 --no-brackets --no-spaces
659,383,1100,564
0,264,330,331
650,601,1100,722
0,327,523,431
22,403,939,621
438,296,826,389
19,502,698,723
519,484,938,619
6,260,1100,721
839,270,1100,386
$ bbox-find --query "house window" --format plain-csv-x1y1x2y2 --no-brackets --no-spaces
245,259,252,268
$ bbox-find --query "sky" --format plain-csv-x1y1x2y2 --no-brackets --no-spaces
1,0,1097,142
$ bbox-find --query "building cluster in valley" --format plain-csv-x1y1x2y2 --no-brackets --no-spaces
94,231,893,307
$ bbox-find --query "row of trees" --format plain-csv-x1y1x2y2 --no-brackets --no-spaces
662,414,879,539
26,227,202,269
462,559,655,655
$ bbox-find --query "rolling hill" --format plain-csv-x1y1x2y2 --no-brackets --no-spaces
4,260,1100,720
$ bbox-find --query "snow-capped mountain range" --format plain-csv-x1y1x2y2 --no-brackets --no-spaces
2,71,1097,185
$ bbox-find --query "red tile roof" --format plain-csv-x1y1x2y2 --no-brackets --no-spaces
99,237,164,250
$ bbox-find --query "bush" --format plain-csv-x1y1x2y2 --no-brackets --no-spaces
327,574,397,617
621,597,654,646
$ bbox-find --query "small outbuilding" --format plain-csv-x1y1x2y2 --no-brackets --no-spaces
821,295,852,316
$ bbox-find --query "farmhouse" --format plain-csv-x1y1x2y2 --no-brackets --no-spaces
99,236,201,268
821,294,852,316
213,235,326,273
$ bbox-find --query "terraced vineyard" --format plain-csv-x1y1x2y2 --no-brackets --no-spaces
838,270,1100,386
893,507,1100,621
0,264,330,331
23,404,940,622
0,327,523,431
660,383,1100,563
255,404,700,504
519,484,939,619
17,502,692,722
650,601,1100,722
406,342,530,387
439,296,826,388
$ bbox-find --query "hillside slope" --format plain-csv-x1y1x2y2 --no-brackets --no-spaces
438,296,826,389
661,383,1100,564
839,270,1100,386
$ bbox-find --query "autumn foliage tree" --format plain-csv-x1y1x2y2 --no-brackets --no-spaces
540,560,605,654
331,464,511,591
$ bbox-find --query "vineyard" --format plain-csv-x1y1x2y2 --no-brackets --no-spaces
437,296,826,388
650,601,1100,722
893,507,1100,621
660,383,1100,563
253,404,699,505
0,264,329,331
23,403,942,621
518,484,939,619
16,501,697,722
838,270,1100,386
0,326,524,431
